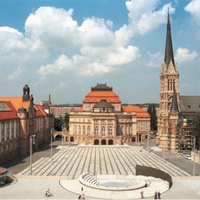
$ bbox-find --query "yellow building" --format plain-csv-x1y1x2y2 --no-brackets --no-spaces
69,84,150,145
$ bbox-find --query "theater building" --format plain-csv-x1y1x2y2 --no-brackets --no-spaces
69,84,150,145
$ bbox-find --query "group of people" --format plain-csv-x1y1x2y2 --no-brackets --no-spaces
154,191,161,199
45,189,53,197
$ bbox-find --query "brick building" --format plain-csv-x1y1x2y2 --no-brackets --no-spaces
0,85,54,164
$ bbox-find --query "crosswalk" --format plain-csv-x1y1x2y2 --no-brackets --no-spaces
18,145,191,178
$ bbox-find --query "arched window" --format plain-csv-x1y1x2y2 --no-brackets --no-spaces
94,139,99,145
101,139,106,145
108,139,113,145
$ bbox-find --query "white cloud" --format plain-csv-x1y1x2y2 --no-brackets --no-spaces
185,0,200,24
175,47,198,63
25,7,79,49
125,0,175,35
34,6,142,76
38,54,73,75
0,2,178,80
146,52,162,68
105,46,140,66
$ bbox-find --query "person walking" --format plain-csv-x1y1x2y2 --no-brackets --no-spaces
154,191,157,199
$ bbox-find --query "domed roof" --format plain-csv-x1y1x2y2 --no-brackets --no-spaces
93,100,114,109
83,83,121,103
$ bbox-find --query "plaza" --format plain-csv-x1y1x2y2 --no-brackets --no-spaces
1,141,200,199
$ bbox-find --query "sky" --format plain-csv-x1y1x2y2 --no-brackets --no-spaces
0,0,200,104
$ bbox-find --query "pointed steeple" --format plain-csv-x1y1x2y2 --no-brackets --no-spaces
171,84,179,113
164,10,175,69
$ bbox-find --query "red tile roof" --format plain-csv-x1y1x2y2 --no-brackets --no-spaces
0,101,18,120
122,106,150,118
0,97,46,118
83,91,121,103
75,105,150,118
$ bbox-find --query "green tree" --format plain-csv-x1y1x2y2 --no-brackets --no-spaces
54,116,64,131
64,113,69,131
147,104,157,131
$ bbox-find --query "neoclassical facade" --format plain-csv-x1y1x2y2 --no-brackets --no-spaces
69,84,150,145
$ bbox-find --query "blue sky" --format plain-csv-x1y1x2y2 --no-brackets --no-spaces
0,0,199,104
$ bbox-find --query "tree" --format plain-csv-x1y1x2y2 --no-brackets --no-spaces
147,104,157,131
64,113,69,131
194,113,200,150
54,116,64,131
54,113,69,131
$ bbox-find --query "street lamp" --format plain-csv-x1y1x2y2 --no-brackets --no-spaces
146,127,150,152
30,134,36,175
51,128,54,163
62,124,65,152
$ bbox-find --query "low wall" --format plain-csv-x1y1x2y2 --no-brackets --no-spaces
136,165,173,188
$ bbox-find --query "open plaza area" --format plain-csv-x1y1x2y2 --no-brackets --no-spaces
1,140,200,199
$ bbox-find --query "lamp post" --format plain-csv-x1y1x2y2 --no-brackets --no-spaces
62,124,65,152
51,128,54,163
162,147,165,159
30,134,36,175
146,125,150,152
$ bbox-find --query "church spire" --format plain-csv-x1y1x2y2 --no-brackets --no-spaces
171,84,179,113
164,10,175,69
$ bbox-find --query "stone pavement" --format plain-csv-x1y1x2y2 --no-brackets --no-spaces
17,145,191,178
1,143,200,199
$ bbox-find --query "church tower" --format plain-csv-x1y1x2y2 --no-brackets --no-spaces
157,12,180,150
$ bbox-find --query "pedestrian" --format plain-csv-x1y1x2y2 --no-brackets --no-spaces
157,191,161,199
45,189,53,197
154,191,157,199
140,190,144,198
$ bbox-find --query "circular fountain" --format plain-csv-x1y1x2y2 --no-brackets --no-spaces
0,167,13,186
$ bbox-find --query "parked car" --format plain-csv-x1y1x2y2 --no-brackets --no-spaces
184,155,191,160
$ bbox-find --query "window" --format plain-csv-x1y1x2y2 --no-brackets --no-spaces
95,126,98,135
1,123,4,141
75,125,77,134
11,121,14,138
109,126,112,135
6,122,9,140
87,126,90,135
83,125,86,135
102,126,105,136
121,126,124,135
78,125,81,135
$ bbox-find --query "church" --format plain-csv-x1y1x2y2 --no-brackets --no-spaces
157,12,200,152
69,83,150,145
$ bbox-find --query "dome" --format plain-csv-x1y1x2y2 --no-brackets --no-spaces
83,83,121,103
93,100,114,109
